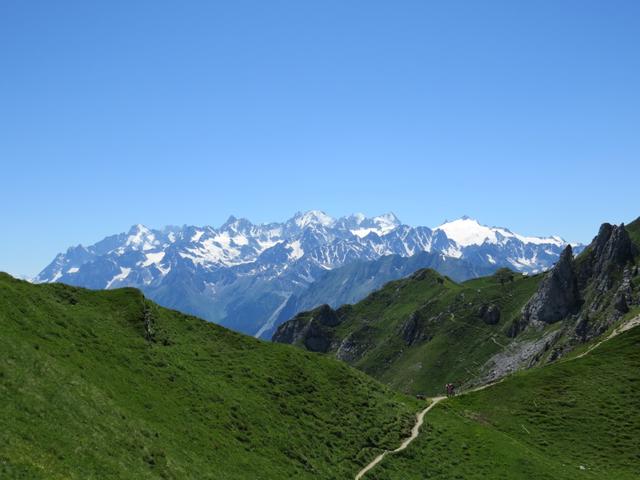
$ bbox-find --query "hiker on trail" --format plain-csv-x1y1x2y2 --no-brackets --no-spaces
445,383,456,397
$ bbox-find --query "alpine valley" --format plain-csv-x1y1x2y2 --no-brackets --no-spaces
35,212,581,338
2,216,638,479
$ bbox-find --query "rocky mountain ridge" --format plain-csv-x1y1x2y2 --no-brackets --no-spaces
35,211,580,337
274,218,639,394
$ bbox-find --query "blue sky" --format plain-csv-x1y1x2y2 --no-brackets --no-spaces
1,1,639,277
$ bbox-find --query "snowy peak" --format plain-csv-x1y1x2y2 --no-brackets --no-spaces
350,212,367,223
36,211,578,296
291,210,335,229
435,217,498,247
125,224,159,251
372,212,401,231
220,215,254,233
435,217,566,248
349,212,402,238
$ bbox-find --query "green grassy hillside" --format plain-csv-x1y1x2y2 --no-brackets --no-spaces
371,311,640,480
0,273,419,479
276,269,542,396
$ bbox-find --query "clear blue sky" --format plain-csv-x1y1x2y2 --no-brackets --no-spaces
1,1,639,277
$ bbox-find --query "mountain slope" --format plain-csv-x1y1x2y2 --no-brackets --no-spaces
0,273,418,479
372,313,640,479
275,219,639,395
265,252,496,340
275,268,542,395
34,212,577,338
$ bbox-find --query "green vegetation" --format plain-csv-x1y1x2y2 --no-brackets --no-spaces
3,217,639,478
281,269,542,396
0,273,419,479
345,270,541,395
626,217,640,249
371,313,640,480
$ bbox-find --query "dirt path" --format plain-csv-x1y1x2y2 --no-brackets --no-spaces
355,378,506,479
355,396,445,480
354,314,640,479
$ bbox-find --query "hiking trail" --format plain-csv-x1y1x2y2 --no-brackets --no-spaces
354,396,445,480
354,314,640,479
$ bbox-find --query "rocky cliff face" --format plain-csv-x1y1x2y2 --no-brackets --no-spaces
478,303,501,325
510,222,638,346
272,304,341,353
570,223,638,341
476,221,640,384
577,223,637,291
519,246,581,328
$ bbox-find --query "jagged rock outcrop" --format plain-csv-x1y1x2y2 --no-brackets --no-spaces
512,223,638,342
571,224,638,338
474,329,562,387
401,312,421,345
484,224,639,381
577,223,637,291
142,302,156,342
311,304,341,327
478,304,501,325
592,223,636,272
272,304,340,352
335,328,374,363
519,245,580,329
302,326,332,352
613,267,634,314
400,308,443,346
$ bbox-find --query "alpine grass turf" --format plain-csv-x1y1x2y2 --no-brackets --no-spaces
0,273,419,479
279,268,542,396
371,310,640,480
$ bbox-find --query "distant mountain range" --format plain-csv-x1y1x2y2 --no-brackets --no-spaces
34,211,582,337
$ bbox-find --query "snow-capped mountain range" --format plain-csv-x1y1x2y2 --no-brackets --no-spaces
35,211,581,338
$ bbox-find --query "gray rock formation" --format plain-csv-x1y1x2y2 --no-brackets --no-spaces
272,304,340,352
577,223,637,292
591,223,637,278
474,329,563,387
478,304,501,325
571,224,638,339
401,312,421,345
521,245,580,327
399,310,437,346
335,328,374,363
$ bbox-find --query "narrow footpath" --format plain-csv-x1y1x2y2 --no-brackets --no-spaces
354,396,445,480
